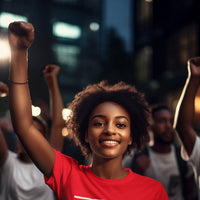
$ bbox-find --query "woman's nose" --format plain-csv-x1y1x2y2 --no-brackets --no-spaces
104,123,116,135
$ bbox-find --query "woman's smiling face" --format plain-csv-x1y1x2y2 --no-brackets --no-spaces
86,101,132,160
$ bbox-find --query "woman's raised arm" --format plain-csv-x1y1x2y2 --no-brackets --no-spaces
8,21,55,177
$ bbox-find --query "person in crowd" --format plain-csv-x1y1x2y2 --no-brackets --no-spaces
43,64,64,152
0,114,17,152
44,64,87,164
0,63,64,199
7,21,169,200
174,57,200,199
126,105,198,199
0,82,18,152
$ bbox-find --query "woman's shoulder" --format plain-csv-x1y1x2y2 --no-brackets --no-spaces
53,149,87,169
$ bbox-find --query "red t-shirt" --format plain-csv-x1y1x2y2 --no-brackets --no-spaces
45,150,169,200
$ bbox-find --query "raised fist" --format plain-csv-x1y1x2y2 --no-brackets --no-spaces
43,64,60,85
187,57,200,78
8,21,34,50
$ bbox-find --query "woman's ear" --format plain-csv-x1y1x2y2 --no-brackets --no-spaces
128,135,132,145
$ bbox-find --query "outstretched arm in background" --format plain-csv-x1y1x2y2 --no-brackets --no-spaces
174,57,200,156
8,21,55,177
0,82,9,167
43,64,65,152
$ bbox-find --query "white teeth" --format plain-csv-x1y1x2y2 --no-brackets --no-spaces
102,141,118,144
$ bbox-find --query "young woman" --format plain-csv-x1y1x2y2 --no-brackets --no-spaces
8,21,169,200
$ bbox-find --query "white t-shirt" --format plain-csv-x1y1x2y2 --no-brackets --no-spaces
181,136,200,199
0,151,55,200
145,146,183,200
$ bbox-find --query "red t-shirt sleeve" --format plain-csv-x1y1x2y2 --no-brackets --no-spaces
44,149,74,197
156,183,169,199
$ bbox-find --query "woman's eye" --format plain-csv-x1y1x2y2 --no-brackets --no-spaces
94,122,104,127
116,123,127,128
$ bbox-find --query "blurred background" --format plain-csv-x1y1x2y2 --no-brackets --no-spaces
0,0,200,124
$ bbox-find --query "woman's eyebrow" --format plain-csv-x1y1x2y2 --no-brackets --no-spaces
115,116,129,121
91,115,106,120
91,115,129,121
